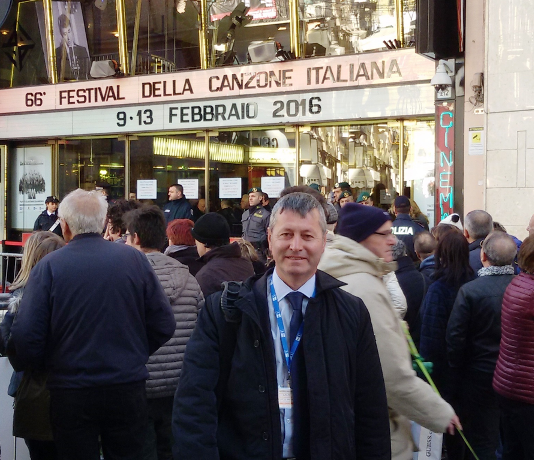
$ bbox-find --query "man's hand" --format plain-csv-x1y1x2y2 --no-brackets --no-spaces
447,414,462,435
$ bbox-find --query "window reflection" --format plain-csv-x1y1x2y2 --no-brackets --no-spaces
58,138,125,200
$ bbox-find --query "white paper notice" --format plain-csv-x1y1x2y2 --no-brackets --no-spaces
468,127,485,155
136,180,158,199
178,179,199,199
261,176,285,198
219,178,242,199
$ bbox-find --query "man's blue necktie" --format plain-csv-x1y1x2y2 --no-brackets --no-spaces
286,291,305,349
285,290,309,458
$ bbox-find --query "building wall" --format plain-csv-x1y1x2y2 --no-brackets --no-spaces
462,0,486,215
485,0,533,240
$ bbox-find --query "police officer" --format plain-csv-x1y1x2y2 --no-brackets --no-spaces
241,187,270,261
33,196,63,237
332,181,351,211
391,195,424,261
339,190,353,208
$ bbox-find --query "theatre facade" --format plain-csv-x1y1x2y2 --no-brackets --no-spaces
0,0,437,242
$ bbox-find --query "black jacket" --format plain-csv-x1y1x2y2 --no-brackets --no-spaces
166,245,205,276
33,210,63,237
391,214,424,261
163,197,193,223
172,269,390,460
195,242,255,297
468,238,484,275
395,256,426,348
447,272,515,373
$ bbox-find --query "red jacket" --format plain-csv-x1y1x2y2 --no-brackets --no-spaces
493,272,534,403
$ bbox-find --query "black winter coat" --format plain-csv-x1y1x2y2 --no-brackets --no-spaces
33,210,63,237
163,197,193,223
447,273,514,373
172,269,391,460
166,245,205,276
395,256,426,348
468,238,484,275
195,242,254,297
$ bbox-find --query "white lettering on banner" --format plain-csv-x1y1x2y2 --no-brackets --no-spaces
392,227,414,235
0,49,434,116
0,85,436,138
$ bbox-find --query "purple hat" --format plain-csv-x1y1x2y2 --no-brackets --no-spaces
337,203,391,243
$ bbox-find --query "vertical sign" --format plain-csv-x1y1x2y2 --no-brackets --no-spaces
435,103,454,222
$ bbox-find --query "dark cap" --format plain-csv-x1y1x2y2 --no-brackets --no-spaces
340,190,352,199
45,196,59,204
191,212,230,246
334,181,350,189
308,183,320,191
337,203,391,243
356,191,371,203
248,187,262,193
394,195,411,209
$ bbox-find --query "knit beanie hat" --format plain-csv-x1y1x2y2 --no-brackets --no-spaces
325,202,338,224
191,212,230,246
337,202,391,243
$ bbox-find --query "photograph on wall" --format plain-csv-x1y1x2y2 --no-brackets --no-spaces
37,1,90,81
12,146,53,230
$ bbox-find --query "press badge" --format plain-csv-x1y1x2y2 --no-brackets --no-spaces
278,386,293,409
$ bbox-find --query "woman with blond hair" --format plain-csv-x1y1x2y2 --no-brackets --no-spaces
0,231,65,460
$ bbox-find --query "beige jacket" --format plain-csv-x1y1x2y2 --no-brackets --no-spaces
319,234,454,460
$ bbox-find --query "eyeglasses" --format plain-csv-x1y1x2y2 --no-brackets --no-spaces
373,230,393,237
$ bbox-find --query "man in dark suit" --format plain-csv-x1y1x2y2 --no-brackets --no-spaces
33,195,63,237
56,14,89,81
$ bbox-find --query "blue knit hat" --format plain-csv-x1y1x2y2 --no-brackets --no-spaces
337,203,391,243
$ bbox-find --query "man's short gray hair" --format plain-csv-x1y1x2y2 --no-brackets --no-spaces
58,189,108,236
465,210,493,240
482,231,517,266
269,192,326,234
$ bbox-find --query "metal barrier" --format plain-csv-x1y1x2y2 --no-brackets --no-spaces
1,252,23,295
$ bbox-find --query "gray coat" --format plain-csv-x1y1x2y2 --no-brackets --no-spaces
145,252,204,398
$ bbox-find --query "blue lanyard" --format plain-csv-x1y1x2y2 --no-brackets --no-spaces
269,278,305,378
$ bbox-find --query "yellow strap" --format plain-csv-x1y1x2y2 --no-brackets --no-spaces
400,322,481,460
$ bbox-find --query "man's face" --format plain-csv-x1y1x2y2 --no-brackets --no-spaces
333,188,341,201
198,199,206,212
168,186,182,201
340,197,352,208
60,26,73,48
261,196,269,207
362,197,373,206
359,220,396,262
528,214,534,237
249,192,262,207
268,209,326,289
46,202,58,213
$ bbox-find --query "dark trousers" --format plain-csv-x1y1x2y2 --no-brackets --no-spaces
458,370,500,460
25,439,58,460
498,395,534,460
50,381,147,460
142,396,174,460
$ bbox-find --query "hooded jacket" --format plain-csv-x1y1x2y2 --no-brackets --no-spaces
144,252,204,398
319,234,454,460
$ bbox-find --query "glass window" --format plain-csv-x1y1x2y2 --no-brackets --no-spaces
300,0,406,57
403,120,435,227
0,0,119,87
58,138,126,200
125,0,200,73
209,0,291,66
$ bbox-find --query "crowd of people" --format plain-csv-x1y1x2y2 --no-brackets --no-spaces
0,182,533,460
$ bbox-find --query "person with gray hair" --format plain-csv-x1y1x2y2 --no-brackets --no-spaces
464,210,494,274
173,191,391,460
11,188,176,460
446,231,517,459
